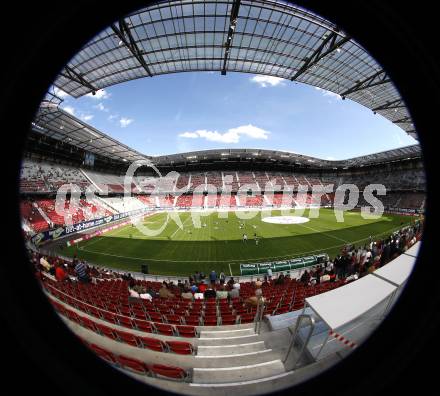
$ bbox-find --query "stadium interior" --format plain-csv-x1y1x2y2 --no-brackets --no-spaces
20,1,426,395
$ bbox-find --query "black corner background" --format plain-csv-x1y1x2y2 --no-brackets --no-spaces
0,1,438,396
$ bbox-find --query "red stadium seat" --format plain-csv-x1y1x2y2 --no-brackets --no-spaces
117,315,134,329
149,364,188,381
139,336,166,352
89,344,118,364
239,313,255,324
155,323,175,336
166,341,194,355
117,355,149,374
134,319,155,333
116,330,140,347
203,316,218,326
185,316,201,326
220,315,237,325
175,325,198,338
96,324,118,340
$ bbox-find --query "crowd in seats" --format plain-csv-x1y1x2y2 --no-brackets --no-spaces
206,172,223,189
223,173,240,190
157,194,175,207
136,195,156,207
20,159,91,193
176,174,189,190
176,195,195,208
240,194,264,207
20,200,49,232
135,176,158,193
189,173,206,191
238,172,259,189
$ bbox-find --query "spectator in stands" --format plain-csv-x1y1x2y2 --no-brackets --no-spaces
181,287,194,301
244,288,265,308
209,270,217,285
228,283,240,299
198,281,208,294
75,260,90,283
159,281,175,299
194,271,201,283
275,273,285,286
216,285,228,299
204,286,217,299
190,283,198,293
219,271,226,284
39,256,52,272
300,270,310,284
55,263,69,282
255,278,263,288
267,268,273,280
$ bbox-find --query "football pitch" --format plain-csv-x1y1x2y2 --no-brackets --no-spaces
58,208,416,276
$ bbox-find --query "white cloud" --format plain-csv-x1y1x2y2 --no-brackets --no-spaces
315,87,342,100
108,114,118,121
179,124,270,144
62,106,75,115
94,102,108,112
326,156,336,160
53,86,69,98
119,117,133,128
86,89,111,99
81,114,94,122
250,75,285,88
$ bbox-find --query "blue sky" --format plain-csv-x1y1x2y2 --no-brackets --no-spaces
54,72,417,160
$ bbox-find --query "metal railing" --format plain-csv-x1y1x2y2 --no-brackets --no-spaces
283,314,315,368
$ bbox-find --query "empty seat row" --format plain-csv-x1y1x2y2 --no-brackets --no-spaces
56,303,195,354
86,342,189,381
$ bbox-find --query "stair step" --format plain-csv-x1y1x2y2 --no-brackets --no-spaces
197,341,266,356
192,359,286,384
200,328,255,339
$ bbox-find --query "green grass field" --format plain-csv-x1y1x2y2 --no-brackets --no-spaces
57,208,416,276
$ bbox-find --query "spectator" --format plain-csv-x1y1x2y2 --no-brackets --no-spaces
204,287,217,299
209,270,217,285
255,278,263,288
75,260,90,283
159,281,175,298
190,283,198,293
194,291,204,300
181,287,194,301
219,271,226,284
216,285,228,299
244,288,265,308
228,283,240,299
300,270,310,284
55,263,68,282
267,268,273,280
198,281,208,293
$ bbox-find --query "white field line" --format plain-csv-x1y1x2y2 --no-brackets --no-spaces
229,263,233,276
169,214,193,239
78,224,401,263
298,223,349,244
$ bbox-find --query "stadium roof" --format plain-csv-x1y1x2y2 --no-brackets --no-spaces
52,0,416,140
32,94,149,163
153,145,422,168
31,98,421,168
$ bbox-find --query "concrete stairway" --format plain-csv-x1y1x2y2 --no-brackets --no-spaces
192,327,286,385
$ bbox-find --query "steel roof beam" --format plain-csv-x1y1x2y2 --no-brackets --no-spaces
340,70,390,98
372,99,405,112
112,19,152,77
290,31,350,81
221,0,241,75
59,66,98,93
393,116,412,124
